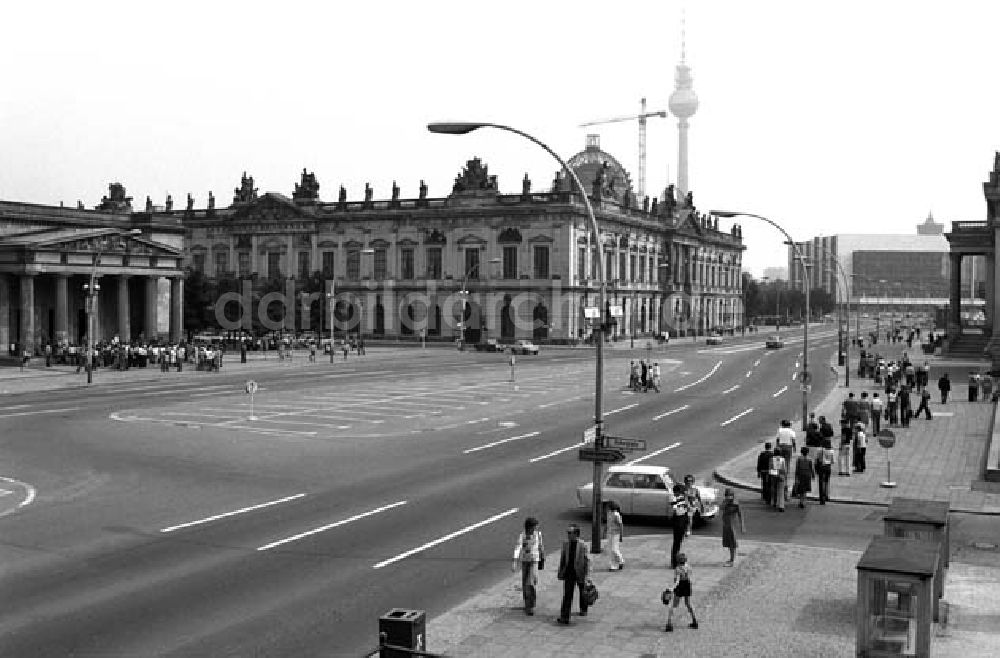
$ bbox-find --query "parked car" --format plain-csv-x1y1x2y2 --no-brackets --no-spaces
510,340,540,355
705,332,723,346
765,335,784,349
474,339,502,352
575,465,719,524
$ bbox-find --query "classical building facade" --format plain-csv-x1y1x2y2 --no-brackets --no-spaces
176,137,745,342
0,184,185,356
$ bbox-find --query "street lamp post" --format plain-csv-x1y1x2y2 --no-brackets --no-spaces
713,211,810,430
85,229,141,384
429,121,608,553
326,287,336,363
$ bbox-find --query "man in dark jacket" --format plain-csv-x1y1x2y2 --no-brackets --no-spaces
556,524,590,624
756,443,774,505
938,373,951,404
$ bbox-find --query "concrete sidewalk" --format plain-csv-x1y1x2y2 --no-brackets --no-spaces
714,344,1000,514
427,535,1000,657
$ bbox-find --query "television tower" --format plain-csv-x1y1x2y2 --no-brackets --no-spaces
668,14,699,197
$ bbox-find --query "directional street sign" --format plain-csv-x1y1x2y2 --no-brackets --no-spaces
583,306,600,319
245,380,259,395
582,426,597,443
578,447,626,463
604,436,646,452
609,305,624,317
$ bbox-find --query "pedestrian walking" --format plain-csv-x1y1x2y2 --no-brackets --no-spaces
983,373,994,402
682,474,702,537
854,423,868,473
512,516,544,616
793,447,814,508
756,442,774,505
899,385,912,428
650,362,662,393
774,419,796,464
604,501,624,571
670,484,690,566
815,442,835,503
969,371,981,402
837,429,852,477
870,393,883,435
664,553,698,632
769,450,787,511
938,373,951,404
720,489,745,566
556,524,590,625
914,386,933,420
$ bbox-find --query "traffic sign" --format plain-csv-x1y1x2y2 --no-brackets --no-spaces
799,384,811,393
609,305,624,317
245,380,259,395
578,447,626,463
604,436,646,452
583,306,600,319
582,426,597,443
799,371,812,385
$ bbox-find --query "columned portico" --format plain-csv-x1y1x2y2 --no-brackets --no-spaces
949,252,962,334
0,275,9,351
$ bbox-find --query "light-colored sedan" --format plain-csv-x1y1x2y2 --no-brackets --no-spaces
706,332,723,346
575,465,719,524
510,340,540,355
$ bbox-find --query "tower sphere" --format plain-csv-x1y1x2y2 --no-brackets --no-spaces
669,63,699,119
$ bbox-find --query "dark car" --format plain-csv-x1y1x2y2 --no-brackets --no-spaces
474,339,501,352
765,335,784,349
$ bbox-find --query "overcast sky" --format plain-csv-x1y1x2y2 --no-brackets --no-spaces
3,0,999,276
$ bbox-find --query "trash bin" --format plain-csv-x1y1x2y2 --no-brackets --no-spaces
378,608,426,657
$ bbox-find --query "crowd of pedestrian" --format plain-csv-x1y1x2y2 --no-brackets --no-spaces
627,360,661,393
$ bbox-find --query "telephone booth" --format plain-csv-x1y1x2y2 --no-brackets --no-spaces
856,536,938,657
883,497,949,611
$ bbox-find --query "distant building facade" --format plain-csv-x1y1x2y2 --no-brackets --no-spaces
174,138,746,342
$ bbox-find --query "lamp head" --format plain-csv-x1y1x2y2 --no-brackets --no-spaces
427,122,487,135
709,210,741,218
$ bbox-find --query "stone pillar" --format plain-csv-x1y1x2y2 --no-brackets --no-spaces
55,273,69,345
20,274,36,356
118,275,131,341
145,277,159,340
0,275,9,353
988,253,996,338
228,236,237,276
286,234,295,278
949,253,962,334
170,277,184,343
251,235,259,276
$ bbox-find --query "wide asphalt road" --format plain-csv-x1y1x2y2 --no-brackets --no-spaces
0,328,843,656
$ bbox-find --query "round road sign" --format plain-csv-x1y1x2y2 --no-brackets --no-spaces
245,380,259,395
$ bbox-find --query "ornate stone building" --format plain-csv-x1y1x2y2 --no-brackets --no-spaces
176,136,745,342
0,183,185,356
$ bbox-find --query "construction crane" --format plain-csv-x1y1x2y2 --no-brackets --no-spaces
579,98,667,199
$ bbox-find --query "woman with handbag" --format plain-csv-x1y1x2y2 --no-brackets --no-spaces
664,553,698,632
512,516,544,616
793,447,815,508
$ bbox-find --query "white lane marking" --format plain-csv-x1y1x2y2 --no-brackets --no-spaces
723,384,740,394
773,386,788,397
529,441,586,463
0,476,36,517
466,417,490,425
258,500,408,551
373,507,519,569
464,431,541,454
791,373,798,381
0,407,83,418
720,408,754,427
161,493,307,533
674,360,723,392
754,360,761,367
652,405,689,421
628,441,682,465
745,371,752,378
0,405,31,411
605,403,638,416
795,361,801,368
0,488,12,497
934,412,954,417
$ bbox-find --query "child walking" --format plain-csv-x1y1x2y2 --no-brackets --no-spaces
720,489,745,566
665,553,698,632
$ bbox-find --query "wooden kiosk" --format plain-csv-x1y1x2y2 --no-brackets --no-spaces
856,536,939,657
883,497,950,610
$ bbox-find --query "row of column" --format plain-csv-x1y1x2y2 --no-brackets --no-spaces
0,273,184,356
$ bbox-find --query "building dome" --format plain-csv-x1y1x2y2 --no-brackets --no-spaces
668,63,699,119
564,134,633,202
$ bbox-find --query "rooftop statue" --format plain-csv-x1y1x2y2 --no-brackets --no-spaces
233,171,258,205
338,185,347,204
96,182,133,213
391,180,400,201
522,172,531,196
165,194,173,212
208,191,215,211
186,193,194,211
419,179,428,199
293,168,320,202
664,184,676,214
364,183,373,203
145,196,153,212
453,157,497,193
